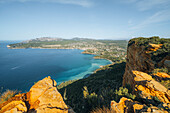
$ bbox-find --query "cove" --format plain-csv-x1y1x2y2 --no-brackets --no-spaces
0,41,111,92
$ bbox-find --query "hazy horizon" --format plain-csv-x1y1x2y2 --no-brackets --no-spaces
0,0,170,40
0,37,129,41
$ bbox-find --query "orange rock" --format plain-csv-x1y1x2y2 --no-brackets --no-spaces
0,100,27,113
134,72,170,103
146,43,163,52
111,97,146,113
122,40,170,113
149,43,163,48
0,76,70,113
111,97,128,113
154,72,170,78
133,104,144,110
133,71,153,81
111,97,169,113
27,76,68,113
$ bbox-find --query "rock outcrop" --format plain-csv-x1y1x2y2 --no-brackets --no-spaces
120,37,170,112
111,97,168,113
123,39,170,97
0,76,71,113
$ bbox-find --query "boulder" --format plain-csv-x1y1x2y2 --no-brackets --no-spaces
111,97,168,113
27,76,68,113
0,100,27,113
0,76,70,113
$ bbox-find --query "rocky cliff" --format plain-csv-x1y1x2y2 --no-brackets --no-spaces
0,76,73,113
111,37,170,112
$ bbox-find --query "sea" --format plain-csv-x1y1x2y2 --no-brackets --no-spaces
0,41,111,92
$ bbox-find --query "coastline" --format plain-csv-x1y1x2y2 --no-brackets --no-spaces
7,46,113,63
93,57,113,64
7,46,113,80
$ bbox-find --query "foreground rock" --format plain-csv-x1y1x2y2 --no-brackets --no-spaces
0,76,72,113
111,97,169,113
132,71,169,103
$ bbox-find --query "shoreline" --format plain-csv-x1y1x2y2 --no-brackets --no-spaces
7,46,113,63
93,57,113,64
7,45,114,63
7,46,113,81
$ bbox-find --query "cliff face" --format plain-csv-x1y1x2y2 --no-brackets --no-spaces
120,37,170,111
0,76,72,113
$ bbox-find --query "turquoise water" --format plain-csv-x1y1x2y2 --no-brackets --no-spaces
0,41,111,92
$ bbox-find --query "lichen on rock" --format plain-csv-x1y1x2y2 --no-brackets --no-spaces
121,37,170,112
0,76,71,113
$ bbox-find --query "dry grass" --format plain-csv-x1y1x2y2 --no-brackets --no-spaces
91,107,115,113
0,90,18,104
160,80,170,89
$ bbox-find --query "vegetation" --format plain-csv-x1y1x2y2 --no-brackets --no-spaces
160,80,170,89
151,68,170,89
56,37,169,112
0,89,18,104
128,36,170,62
151,68,169,75
57,62,138,113
57,62,126,113
114,87,136,102
90,106,114,113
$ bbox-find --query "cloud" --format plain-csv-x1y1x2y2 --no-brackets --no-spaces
120,0,137,4
136,0,170,11
0,0,93,7
131,10,170,30
121,0,170,11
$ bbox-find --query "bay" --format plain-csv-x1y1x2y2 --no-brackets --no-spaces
0,41,111,92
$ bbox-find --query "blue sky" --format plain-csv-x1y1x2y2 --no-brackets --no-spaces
0,0,170,40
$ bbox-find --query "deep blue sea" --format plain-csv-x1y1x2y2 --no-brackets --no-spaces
0,41,111,92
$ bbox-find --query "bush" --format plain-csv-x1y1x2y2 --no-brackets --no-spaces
83,86,100,111
160,80,170,89
115,87,136,102
128,36,170,62
0,89,18,104
58,62,126,113
151,68,169,75
90,106,115,113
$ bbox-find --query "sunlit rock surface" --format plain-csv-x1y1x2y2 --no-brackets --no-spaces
0,76,71,113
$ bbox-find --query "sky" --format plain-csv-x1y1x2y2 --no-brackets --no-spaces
0,0,170,40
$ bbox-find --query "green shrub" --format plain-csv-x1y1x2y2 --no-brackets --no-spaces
160,80,170,89
58,62,126,113
83,86,100,111
151,68,169,75
128,36,170,62
115,87,136,102
0,89,19,104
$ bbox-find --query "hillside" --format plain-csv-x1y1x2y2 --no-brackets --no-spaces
0,36,170,113
58,36,170,113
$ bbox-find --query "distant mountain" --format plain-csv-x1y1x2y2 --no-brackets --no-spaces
72,37,95,41
23,37,63,43
22,37,96,43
